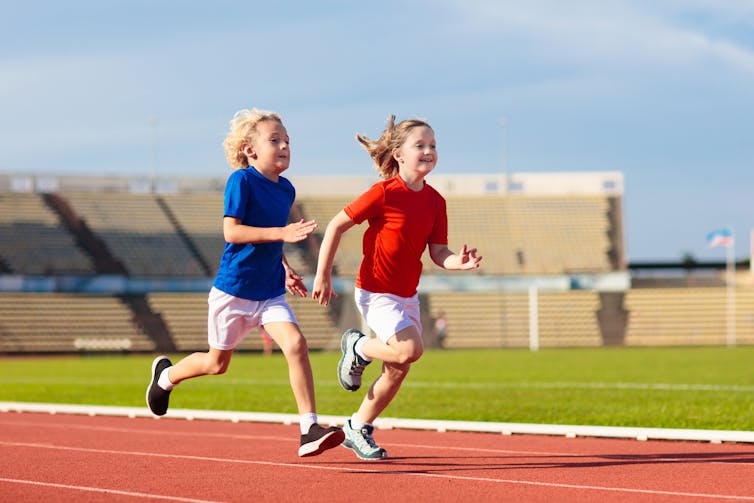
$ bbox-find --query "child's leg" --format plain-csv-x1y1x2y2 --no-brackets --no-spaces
355,325,423,424
265,321,345,457
147,348,234,417
264,321,316,415
360,325,423,365
166,347,234,386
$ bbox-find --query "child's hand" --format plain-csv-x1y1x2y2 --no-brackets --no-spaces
282,219,317,243
457,244,482,270
285,266,308,297
311,274,337,307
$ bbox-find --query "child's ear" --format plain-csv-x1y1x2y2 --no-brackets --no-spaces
392,147,402,163
243,144,256,159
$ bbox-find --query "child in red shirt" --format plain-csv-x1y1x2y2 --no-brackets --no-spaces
312,115,482,460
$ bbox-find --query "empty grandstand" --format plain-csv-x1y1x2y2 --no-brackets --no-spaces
2,170,746,353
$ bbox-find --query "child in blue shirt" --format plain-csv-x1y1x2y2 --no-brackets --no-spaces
146,108,344,457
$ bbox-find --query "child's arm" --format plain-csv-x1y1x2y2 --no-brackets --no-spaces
223,217,317,244
312,210,355,306
282,253,308,298
429,243,482,271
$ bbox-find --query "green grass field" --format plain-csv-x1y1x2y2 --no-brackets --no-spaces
2,346,754,431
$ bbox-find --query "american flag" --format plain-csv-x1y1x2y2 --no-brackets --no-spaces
706,228,734,248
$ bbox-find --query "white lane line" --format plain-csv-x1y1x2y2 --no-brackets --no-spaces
0,418,294,442
4,418,754,462
0,477,222,503
0,419,577,456
397,472,754,501
3,441,754,501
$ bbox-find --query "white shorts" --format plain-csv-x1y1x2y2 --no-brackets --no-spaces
354,287,421,343
207,287,297,350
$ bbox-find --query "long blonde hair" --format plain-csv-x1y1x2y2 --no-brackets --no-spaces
223,108,283,170
356,115,433,179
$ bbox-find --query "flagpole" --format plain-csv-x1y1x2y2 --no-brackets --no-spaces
750,228,753,284
726,228,736,347
706,228,736,347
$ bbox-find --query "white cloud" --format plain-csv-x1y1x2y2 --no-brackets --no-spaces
438,0,754,76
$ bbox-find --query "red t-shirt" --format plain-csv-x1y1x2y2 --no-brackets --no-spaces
344,176,448,297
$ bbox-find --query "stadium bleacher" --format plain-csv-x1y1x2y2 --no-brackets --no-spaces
0,192,94,274
624,287,754,346
2,171,746,353
0,293,155,352
426,290,602,348
60,191,207,277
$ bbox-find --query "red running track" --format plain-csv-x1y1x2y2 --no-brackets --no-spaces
2,411,754,502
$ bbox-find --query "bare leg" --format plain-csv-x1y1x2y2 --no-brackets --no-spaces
265,321,316,414
355,360,410,424
167,347,234,385
355,325,423,423
360,325,424,365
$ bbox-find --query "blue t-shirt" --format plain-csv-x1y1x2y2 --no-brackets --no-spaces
212,167,295,301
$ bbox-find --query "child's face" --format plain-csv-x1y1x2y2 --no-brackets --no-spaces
246,120,290,178
394,126,437,178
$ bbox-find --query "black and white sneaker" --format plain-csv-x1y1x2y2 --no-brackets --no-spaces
298,424,346,457
146,355,172,416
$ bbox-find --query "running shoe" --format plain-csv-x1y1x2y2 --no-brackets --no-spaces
337,328,370,391
342,419,388,460
298,424,346,457
146,355,172,416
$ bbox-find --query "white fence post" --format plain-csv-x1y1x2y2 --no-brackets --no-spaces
529,285,539,351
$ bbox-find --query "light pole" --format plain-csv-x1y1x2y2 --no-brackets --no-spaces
149,114,160,191
500,115,508,193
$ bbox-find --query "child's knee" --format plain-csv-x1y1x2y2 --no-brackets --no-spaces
207,361,229,375
412,345,424,362
203,354,231,375
280,333,309,357
395,345,423,365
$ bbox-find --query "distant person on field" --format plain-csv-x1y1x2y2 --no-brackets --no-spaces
262,332,274,356
146,108,344,457
432,311,448,348
312,115,482,460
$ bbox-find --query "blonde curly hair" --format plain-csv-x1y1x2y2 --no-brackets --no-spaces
223,108,284,170
356,115,433,179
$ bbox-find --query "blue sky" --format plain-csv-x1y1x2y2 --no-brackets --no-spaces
2,0,754,262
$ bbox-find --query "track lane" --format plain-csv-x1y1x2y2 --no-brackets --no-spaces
2,411,754,502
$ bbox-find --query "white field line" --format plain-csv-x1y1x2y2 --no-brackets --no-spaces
0,476,222,503
2,441,754,501
5,417,754,464
0,418,566,456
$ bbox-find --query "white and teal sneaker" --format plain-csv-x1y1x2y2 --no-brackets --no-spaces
342,419,388,460
337,329,370,391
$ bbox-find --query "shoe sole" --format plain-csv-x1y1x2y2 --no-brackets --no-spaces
337,331,360,392
298,429,346,457
146,355,170,416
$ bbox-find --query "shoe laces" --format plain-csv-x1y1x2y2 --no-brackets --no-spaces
358,427,379,449
349,359,365,377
